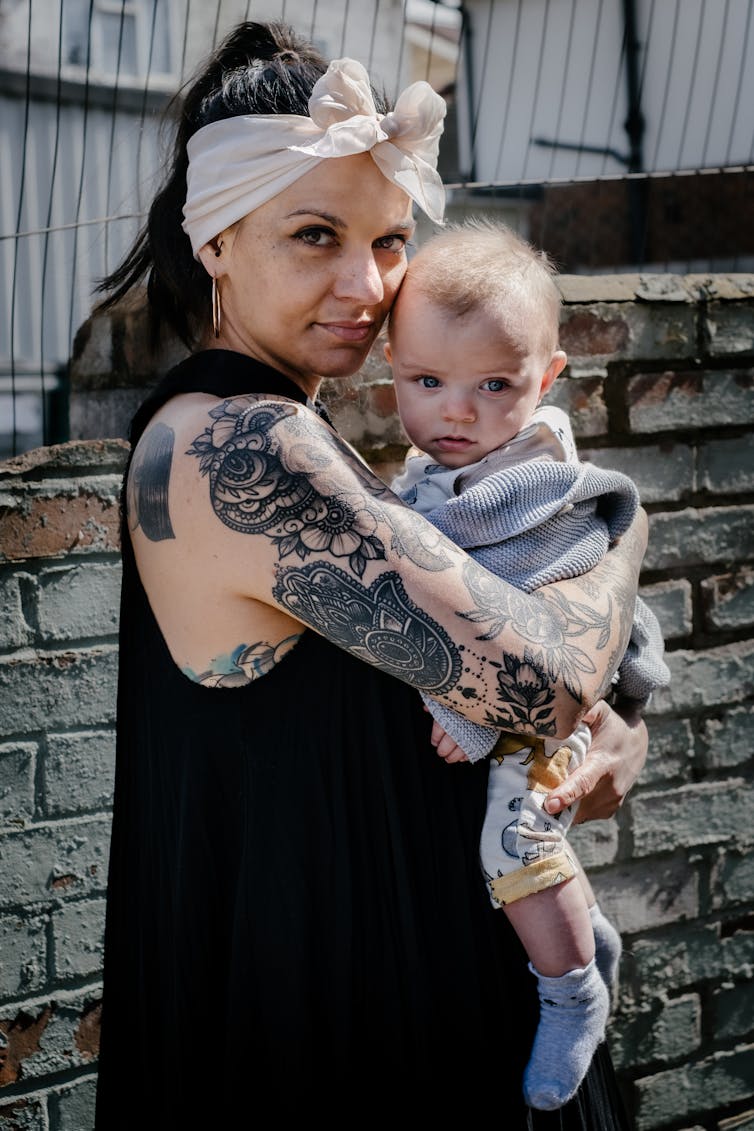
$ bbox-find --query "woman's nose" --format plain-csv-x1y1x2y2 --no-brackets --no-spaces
332,251,384,305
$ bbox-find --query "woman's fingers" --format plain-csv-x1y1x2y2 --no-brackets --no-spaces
544,699,648,822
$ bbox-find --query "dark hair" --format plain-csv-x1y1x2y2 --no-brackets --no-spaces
96,22,330,348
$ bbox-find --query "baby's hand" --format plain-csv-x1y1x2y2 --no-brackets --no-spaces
430,719,470,763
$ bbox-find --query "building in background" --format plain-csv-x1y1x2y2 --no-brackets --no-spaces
451,0,754,273
0,0,448,457
1,0,753,457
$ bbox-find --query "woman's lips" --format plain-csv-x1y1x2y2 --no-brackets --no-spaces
319,321,374,342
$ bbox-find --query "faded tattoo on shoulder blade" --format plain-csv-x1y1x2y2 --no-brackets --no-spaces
128,422,175,541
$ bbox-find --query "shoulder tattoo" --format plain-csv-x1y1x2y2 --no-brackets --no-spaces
128,422,175,541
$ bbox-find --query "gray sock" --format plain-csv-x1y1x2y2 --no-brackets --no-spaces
590,902,622,990
523,958,610,1112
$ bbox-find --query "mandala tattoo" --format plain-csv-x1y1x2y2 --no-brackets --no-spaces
187,399,385,577
272,563,461,693
128,422,175,541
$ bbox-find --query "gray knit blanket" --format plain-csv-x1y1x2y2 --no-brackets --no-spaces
397,457,671,762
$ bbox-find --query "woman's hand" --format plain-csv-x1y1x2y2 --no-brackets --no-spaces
544,699,648,822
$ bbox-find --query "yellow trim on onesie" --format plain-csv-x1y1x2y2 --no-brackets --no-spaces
488,852,577,906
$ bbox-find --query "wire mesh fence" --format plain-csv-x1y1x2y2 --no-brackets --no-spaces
1,0,752,457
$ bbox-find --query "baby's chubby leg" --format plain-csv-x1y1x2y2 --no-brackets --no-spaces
573,860,623,995
505,877,610,1112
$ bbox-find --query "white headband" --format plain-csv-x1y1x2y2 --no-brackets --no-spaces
181,56,447,256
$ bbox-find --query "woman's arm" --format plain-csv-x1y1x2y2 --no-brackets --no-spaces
160,396,646,738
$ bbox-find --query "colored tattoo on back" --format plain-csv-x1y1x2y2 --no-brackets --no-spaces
128,422,176,541
183,634,302,687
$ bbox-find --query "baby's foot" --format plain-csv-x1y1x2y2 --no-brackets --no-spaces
523,959,610,1112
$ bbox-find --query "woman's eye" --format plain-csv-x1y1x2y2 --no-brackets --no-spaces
374,234,408,253
296,227,337,247
482,379,508,393
418,376,440,389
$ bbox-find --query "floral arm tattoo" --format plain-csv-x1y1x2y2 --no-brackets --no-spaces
187,398,632,732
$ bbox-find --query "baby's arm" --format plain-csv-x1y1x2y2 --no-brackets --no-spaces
429,716,470,763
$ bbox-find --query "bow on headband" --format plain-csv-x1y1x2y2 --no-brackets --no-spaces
182,57,447,257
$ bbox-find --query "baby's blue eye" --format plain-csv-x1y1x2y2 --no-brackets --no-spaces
419,376,440,388
482,379,507,392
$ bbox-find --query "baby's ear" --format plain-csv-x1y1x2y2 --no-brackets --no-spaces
540,350,567,397
383,340,393,365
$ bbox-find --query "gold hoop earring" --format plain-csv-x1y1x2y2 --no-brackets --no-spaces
211,276,221,339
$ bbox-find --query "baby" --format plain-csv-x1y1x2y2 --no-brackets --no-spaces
385,219,670,1111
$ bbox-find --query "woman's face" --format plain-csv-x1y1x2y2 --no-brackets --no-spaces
207,153,415,397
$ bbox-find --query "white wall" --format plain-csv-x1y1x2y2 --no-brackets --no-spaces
458,0,754,184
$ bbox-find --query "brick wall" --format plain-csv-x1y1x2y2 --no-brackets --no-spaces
3,275,754,1129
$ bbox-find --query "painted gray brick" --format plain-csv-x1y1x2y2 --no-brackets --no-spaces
628,367,754,433
0,574,31,649
0,1097,47,1129
626,924,754,996
640,579,693,641
568,819,618,869
611,994,701,1071
641,717,695,785
705,303,754,356
630,779,752,856
644,506,754,570
0,818,111,909
711,849,754,909
52,899,106,981
700,704,754,771
45,730,115,818
52,1076,97,1131
586,857,698,935
0,990,102,1083
634,1046,754,1129
650,641,754,714
35,563,121,643
542,375,608,437
579,443,694,504
0,742,36,827
0,912,48,998
702,568,754,631
712,980,754,1041
699,434,754,495
0,647,118,736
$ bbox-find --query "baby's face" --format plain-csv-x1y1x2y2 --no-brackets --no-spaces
386,287,557,470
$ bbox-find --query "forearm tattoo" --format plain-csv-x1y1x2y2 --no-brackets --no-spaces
272,563,460,693
128,422,175,541
187,398,621,718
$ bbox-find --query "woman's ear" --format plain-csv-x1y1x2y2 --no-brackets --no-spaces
197,231,232,277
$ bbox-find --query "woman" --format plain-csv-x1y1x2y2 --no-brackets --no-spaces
95,21,646,1127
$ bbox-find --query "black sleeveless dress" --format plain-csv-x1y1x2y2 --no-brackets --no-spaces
95,351,630,1129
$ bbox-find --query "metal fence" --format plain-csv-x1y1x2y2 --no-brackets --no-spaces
1,0,752,457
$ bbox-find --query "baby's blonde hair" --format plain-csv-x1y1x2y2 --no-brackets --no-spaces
397,217,562,359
